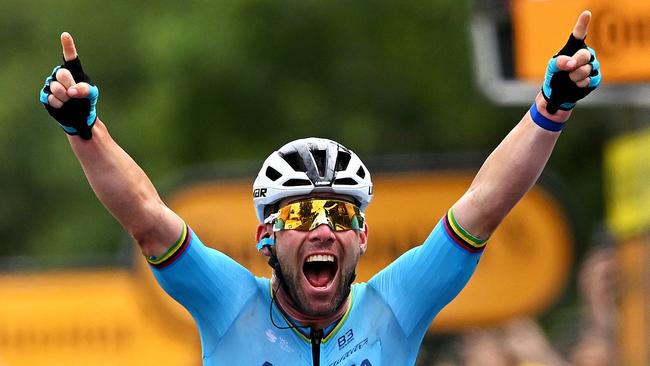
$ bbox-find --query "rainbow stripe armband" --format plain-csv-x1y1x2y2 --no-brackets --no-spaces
442,209,488,253
146,222,190,268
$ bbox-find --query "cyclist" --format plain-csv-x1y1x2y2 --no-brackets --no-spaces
39,11,600,366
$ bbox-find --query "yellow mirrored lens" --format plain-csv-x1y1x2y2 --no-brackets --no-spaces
275,199,363,231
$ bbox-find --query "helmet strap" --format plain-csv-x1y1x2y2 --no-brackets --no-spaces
267,233,298,307
269,255,296,304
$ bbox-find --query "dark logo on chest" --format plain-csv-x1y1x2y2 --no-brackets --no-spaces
337,328,354,350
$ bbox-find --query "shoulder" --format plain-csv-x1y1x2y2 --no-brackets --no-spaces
254,277,271,295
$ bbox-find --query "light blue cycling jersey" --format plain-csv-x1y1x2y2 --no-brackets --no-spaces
151,210,485,365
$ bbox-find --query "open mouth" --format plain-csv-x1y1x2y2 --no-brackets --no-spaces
303,254,338,288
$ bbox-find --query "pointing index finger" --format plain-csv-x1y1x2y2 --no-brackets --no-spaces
572,10,592,40
60,32,78,61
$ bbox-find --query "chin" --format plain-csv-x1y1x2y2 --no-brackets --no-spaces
305,305,336,317
306,283,350,316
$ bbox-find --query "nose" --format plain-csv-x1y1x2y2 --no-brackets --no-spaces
307,223,336,243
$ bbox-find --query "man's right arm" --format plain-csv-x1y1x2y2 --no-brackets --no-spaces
69,119,259,341
42,32,183,257
41,33,260,343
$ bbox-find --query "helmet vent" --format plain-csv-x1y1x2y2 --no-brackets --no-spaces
282,152,307,172
265,166,282,181
356,167,366,179
335,152,351,171
283,179,312,187
312,149,327,177
333,178,358,186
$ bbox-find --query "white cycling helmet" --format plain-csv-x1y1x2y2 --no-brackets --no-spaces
253,137,373,223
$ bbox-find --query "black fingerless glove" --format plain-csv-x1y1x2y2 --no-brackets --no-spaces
541,34,601,114
39,57,99,140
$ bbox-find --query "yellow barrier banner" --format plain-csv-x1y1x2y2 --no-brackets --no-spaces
0,270,199,366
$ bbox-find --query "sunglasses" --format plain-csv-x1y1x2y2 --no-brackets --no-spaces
265,198,365,232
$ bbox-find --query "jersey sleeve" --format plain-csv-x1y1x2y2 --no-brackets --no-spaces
367,209,485,337
148,223,258,343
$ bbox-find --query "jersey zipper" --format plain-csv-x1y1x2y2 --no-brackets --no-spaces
310,328,323,366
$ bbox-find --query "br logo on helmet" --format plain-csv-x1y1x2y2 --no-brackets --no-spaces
253,188,267,198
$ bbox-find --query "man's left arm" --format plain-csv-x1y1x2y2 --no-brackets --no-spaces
368,11,601,337
453,10,599,241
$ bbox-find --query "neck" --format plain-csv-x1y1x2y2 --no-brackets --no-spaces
272,277,350,330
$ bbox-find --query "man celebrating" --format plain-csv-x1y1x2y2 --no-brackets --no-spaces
39,11,600,366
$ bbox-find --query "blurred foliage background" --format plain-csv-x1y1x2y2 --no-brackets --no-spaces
0,0,639,359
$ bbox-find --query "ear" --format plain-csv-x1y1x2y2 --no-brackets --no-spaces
359,222,369,255
255,224,271,242
256,224,274,257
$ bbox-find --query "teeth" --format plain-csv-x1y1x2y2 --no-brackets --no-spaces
306,254,334,263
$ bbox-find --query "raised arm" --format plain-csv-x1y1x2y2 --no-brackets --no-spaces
68,119,183,257
452,11,600,239
40,32,182,257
